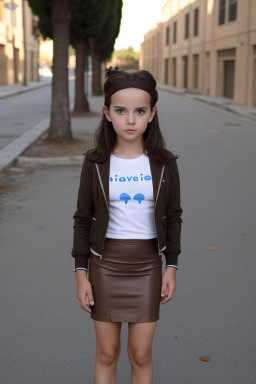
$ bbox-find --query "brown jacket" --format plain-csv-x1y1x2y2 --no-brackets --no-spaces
71,153,182,269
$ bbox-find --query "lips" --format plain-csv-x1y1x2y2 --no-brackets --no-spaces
125,129,136,133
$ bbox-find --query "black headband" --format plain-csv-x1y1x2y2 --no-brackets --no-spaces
105,77,155,101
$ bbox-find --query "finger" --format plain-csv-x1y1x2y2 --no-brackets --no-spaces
87,291,95,307
161,280,168,297
161,285,175,304
78,297,92,313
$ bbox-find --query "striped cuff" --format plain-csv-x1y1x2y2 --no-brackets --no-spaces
166,265,178,270
74,267,88,272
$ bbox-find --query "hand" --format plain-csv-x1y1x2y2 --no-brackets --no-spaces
75,270,94,313
160,267,176,304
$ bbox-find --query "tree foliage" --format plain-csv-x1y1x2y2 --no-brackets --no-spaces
115,47,139,61
27,0,53,39
28,0,123,105
89,0,122,94
28,0,122,57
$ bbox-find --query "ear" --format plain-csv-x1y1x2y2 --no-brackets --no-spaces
103,105,112,122
149,106,157,123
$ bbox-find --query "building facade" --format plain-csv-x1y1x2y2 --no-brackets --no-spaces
0,0,39,85
141,0,256,106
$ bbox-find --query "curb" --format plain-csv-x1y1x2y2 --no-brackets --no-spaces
0,81,51,100
17,155,84,168
0,117,50,174
157,84,256,123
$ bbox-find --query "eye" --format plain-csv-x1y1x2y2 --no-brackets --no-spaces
137,109,145,115
116,108,125,115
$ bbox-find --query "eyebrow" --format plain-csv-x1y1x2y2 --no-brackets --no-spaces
113,105,149,109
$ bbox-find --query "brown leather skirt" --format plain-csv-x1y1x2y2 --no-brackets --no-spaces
89,238,162,323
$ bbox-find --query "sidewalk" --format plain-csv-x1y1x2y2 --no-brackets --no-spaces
157,82,256,123
0,95,103,173
0,77,51,100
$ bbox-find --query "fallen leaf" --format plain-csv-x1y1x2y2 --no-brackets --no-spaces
208,246,219,250
199,356,211,362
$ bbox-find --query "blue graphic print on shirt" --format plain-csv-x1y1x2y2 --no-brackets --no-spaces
133,193,145,204
110,174,152,182
119,193,145,204
120,193,131,204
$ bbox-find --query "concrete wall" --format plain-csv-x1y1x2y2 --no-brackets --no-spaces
141,0,256,106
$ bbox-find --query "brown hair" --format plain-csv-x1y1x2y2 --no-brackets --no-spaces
85,68,177,165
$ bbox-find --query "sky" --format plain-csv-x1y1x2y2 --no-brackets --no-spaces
114,0,167,51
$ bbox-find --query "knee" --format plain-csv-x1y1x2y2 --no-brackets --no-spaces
128,346,152,368
98,344,121,367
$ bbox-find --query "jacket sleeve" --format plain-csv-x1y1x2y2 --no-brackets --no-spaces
164,159,182,266
71,156,94,269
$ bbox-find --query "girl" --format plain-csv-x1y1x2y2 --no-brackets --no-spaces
72,68,182,384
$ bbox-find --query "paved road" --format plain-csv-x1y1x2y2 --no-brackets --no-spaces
0,90,256,383
0,79,75,150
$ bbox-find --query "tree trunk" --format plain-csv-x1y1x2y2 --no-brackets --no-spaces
74,38,90,113
89,38,102,96
49,0,72,140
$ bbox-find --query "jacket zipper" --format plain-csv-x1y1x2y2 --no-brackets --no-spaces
95,164,109,259
154,165,165,256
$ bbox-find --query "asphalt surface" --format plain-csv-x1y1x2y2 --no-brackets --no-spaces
0,89,256,383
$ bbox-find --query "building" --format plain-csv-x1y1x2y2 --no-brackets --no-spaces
0,0,39,85
141,0,256,106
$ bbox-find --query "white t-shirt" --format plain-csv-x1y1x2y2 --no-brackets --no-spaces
106,153,157,239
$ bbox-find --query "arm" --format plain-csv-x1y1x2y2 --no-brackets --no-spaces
161,159,182,303
164,159,182,266
75,270,94,313
71,156,95,269
161,267,176,304
71,157,95,312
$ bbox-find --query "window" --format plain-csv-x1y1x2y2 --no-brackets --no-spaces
173,21,177,44
185,13,189,39
166,26,170,46
172,57,177,87
194,8,199,36
229,0,237,22
32,15,38,35
164,58,169,84
183,56,188,88
219,0,226,25
193,54,199,89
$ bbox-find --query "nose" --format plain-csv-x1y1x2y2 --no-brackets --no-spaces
127,112,135,125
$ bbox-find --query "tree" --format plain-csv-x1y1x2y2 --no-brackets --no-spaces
89,0,122,96
50,0,71,139
28,0,122,133
69,0,103,113
28,0,72,140
73,38,90,112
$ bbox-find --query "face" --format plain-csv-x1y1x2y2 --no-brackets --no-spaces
103,87,157,145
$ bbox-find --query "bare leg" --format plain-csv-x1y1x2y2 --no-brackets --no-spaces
93,320,122,384
127,321,157,384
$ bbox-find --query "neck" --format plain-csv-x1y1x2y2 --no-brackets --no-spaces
113,137,145,157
